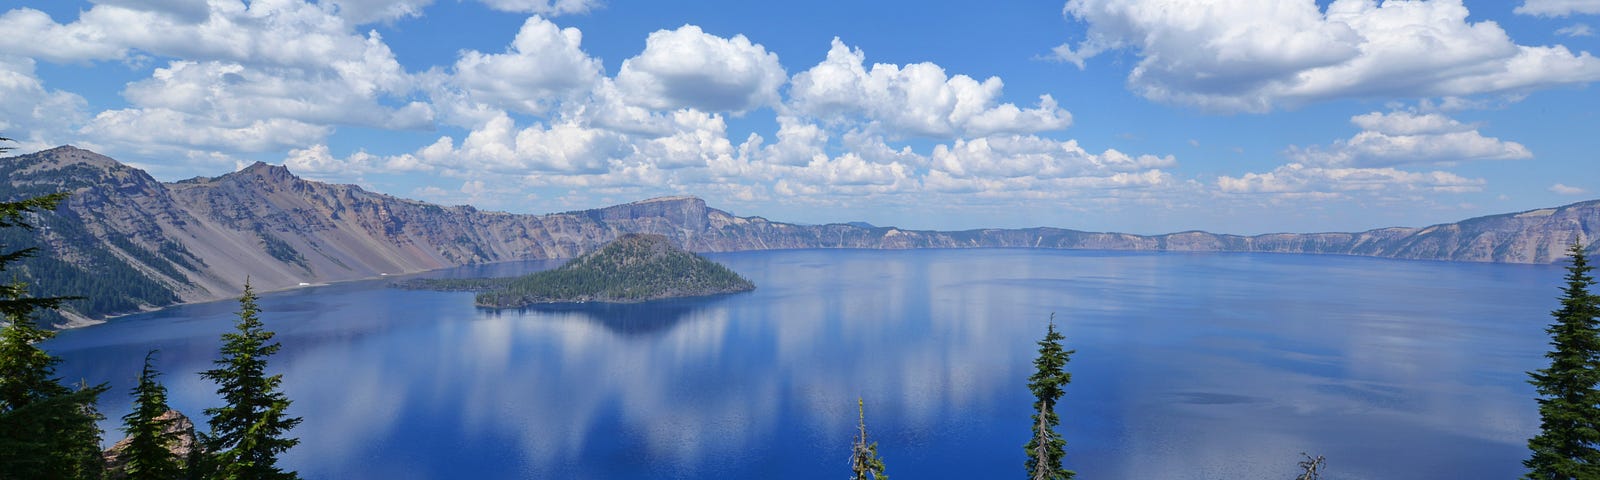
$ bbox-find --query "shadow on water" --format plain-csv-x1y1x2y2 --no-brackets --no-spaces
476,293,746,337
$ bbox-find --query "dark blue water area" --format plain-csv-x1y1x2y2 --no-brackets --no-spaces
44,249,1564,479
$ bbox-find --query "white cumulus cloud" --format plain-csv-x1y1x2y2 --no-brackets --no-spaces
120,58,429,131
0,2,1207,213
789,38,1071,138
1517,0,1600,17
0,1,432,165
81,108,330,154
0,1,391,69
1557,23,1596,37
457,113,630,174
1549,183,1589,195
1287,111,1531,168
748,116,830,167
406,106,745,184
930,135,1175,179
777,153,913,190
1217,163,1485,196
615,25,786,113
1348,111,1476,136
450,16,603,116
1055,0,1600,112
0,55,88,151
923,168,1175,196
475,0,600,15
320,0,434,25
285,144,433,178
88,0,212,23
632,109,739,170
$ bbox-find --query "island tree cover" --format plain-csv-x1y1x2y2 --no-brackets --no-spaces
199,282,302,480
1026,314,1075,480
471,233,755,307
118,350,185,479
850,397,888,480
1525,243,1600,479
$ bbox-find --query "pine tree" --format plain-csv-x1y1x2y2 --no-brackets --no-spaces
0,189,110,480
1295,452,1326,480
199,282,301,480
1025,313,1075,480
849,397,888,480
0,192,74,321
120,350,184,479
1525,243,1600,480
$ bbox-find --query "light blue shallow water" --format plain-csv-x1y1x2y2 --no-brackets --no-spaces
45,249,1563,479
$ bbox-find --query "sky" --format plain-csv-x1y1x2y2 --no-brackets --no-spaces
1,0,1598,234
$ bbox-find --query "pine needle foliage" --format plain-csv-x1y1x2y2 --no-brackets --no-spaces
0,190,109,479
1025,313,1075,480
1296,452,1326,480
120,350,184,479
199,282,302,480
0,192,75,320
850,398,888,480
1525,243,1600,480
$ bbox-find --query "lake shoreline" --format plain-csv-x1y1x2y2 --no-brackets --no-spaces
54,246,1559,331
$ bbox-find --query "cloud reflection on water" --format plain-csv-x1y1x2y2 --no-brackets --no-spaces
46,249,1560,479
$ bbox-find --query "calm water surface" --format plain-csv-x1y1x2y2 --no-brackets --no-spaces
46,249,1561,479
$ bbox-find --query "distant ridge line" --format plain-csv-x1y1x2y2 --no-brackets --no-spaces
2,145,1596,325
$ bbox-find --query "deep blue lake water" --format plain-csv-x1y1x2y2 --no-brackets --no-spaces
45,249,1563,479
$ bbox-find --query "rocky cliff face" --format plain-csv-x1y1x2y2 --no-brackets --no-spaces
101,409,198,479
2,146,1596,325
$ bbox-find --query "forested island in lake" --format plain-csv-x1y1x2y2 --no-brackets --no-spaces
401,234,755,307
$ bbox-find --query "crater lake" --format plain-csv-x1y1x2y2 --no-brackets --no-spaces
44,249,1560,479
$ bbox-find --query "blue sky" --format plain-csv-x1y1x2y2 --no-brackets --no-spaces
2,0,1598,234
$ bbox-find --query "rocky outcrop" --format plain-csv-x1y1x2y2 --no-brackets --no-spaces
102,409,199,479
2,146,1596,324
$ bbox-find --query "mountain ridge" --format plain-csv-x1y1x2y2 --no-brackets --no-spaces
2,145,1595,326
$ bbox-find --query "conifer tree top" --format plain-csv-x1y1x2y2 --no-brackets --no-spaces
199,281,302,480
1524,243,1600,479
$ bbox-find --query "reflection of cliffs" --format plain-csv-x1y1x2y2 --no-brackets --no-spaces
3,145,1598,323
